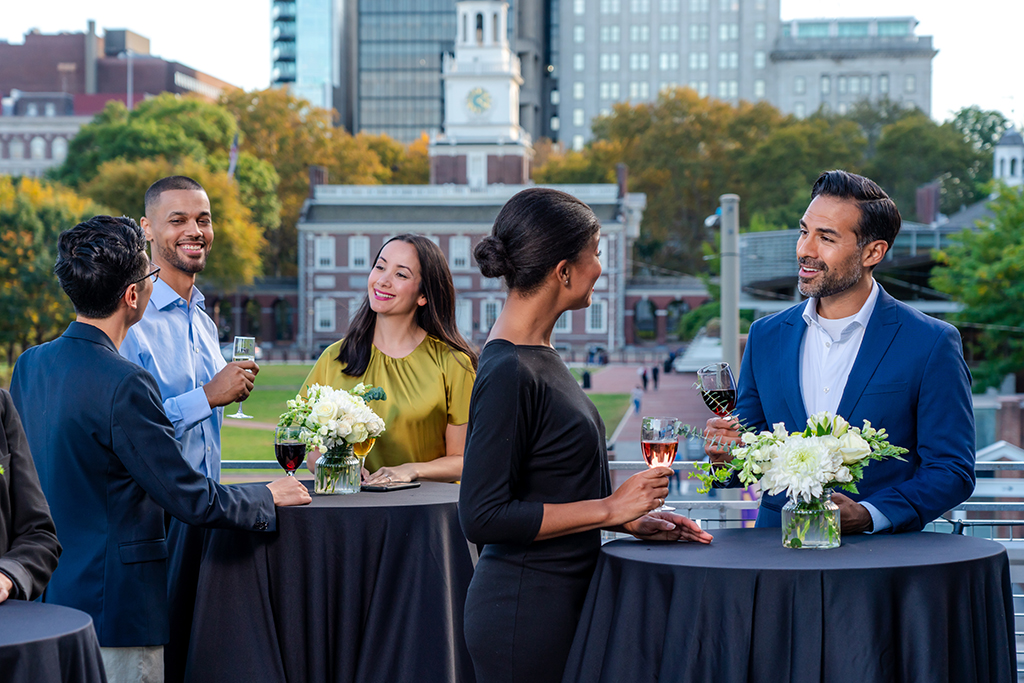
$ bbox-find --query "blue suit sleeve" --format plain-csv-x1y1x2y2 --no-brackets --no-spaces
110,369,277,531
864,325,976,532
458,349,544,545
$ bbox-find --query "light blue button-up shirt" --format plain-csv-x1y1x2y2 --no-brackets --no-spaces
121,279,225,480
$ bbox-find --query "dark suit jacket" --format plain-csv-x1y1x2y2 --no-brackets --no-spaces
10,322,276,647
736,286,976,532
0,388,60,601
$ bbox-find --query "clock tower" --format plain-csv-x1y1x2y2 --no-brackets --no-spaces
430,0,532,188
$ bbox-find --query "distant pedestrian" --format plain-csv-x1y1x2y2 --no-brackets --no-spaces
638,366,648,391
651,365,660,390
631,386,643,414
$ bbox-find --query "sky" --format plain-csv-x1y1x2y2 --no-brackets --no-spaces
1,1,1021,125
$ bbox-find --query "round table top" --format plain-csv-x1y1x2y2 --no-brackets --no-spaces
280,480,461,510
0,600,96,648
602,527,1006,571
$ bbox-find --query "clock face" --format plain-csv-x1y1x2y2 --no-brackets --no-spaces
466,87,492,114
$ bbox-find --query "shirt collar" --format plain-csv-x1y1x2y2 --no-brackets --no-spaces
802,279,879,333
150,278,206,312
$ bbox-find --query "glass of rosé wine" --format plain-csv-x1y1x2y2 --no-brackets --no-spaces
640,416,680,512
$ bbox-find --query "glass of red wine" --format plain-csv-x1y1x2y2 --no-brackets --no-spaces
274,426,306,476
697,362,737,417
641,416,680,512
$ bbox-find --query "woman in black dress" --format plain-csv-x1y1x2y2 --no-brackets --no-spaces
459,188,712,683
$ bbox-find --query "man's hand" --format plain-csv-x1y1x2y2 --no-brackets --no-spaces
832,491,873,534
204,361,259,408
267,477,312,506
704,416,741,464
0,572,13,604
624,511,714,544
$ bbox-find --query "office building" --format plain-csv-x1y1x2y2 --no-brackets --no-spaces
270,0,344,111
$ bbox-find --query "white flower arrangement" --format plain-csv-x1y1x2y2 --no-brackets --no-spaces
692,411,907,504
278,383,386,452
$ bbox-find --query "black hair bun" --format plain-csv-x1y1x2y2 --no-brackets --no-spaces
474,236,513,280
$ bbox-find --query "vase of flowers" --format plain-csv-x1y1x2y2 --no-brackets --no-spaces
278,383,387,495
690,411,907,549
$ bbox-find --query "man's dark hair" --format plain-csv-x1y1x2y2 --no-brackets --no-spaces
55,215,150,319
144,175,205,215
811,170,901,249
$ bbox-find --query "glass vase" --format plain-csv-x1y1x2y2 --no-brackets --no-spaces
314,444,360,495
781,490,841,549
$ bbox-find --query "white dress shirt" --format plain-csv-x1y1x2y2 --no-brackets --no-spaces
799,280,890,532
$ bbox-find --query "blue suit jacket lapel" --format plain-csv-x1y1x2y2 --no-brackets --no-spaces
837,287,901,418
778,305,808,429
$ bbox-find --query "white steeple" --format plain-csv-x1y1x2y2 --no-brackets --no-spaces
430,1,532,189
994,127,1024,188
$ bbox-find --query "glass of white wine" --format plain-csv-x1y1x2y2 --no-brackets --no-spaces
226,336,256,420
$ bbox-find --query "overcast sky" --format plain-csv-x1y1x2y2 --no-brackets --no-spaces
2,1,1021,125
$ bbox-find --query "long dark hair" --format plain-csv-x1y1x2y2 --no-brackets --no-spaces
337,234,478,376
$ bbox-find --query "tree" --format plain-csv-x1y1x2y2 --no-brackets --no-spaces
951,105,1009,153
931,184,1024,390
80,157,265,290
361,133,431,184
0,177,106,365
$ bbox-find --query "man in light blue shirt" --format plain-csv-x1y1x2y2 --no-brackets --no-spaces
121,175,259,682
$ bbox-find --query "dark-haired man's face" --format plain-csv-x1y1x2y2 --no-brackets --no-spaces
795,196,866,300
142,189,213,276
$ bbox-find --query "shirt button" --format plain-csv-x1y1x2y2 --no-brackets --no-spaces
824,387,830,393
825,341,831,348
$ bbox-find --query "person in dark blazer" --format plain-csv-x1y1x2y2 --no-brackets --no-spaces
0,388,60,603
706,170,975,533
9,215,310,678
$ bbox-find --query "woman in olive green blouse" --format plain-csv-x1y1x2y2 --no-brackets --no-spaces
303,235,477,484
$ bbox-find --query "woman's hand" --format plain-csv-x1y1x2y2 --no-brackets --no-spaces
363,463,419,485
306,448,320,475
603,467,672,527
623,512,714,543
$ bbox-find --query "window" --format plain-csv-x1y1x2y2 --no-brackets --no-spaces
904,75,916,94
449,235,471,270
820,75,831,95
794,102,806,118
754,79,765,98
574,54,585,71
719,24,738,41
600,26,621,42
314,298,335,332
688,80,709,97
754,51,766,69
554,310,573,333
573,82,585,99
659,0,680,10
718,0,737,11
348,236,370,269
551,90,560,104
849,76,860,95
861,76,871,94
689,52,708,70
718,52,738,69
797,22,829,38
29,137,46,160
838,76,847,94
573,108,585,126
600,54,620,70
349,298,361,322
659,81,679,92
717,80,738,98
660,25,679,40
482,299,503,331
837,22,869,37
794,76,806,95
572,135,585,151
837,103,848,115
9,141,23,160
586,299,608,333
630,0,650,11
314,236,335,269
755,22,766,40
628,81,650,98
659,53,679,70
574,0,586,14
574,26,585,42
879,74,889,94
689,24,708,40
44,103,56,116
630,25,650,41
600,82,621,99
456,299,473,337
26,103,38,116
52,137,68,162
689,0,708,10
550,116,561,131
600,0,621,12
877,21,910,37
629,53,650,70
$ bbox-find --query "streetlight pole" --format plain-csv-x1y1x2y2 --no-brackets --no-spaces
719,194,740,372
123,48,134,111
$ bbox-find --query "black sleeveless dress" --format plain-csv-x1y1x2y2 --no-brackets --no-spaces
459,341,611,683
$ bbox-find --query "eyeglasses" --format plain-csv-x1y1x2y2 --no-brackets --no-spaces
118,265,161,299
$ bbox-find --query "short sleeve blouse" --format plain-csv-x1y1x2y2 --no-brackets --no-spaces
302,336,476,472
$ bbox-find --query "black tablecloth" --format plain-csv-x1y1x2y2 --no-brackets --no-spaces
564,528,1016,683
185,481,475,683
0,600,105,683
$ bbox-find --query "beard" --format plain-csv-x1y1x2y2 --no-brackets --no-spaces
156,239,209,274
797,250,864,299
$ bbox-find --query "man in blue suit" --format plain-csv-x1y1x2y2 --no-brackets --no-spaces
706,170,975,533
10,215,311,681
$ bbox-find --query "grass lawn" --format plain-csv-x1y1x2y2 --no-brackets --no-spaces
221,425,275,461
252,363,314,387
590,393,631,437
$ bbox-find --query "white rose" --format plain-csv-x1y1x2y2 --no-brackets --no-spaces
837,432,872,464
335,417,354,438
741,432,757,445
312,399,338,425
832,415,849,437
348,423,369,444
